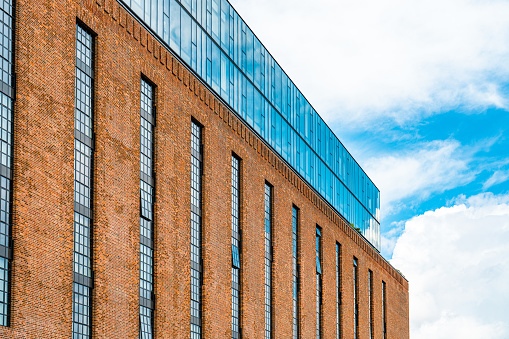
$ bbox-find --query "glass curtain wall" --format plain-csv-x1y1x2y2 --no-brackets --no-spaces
118,0,381,249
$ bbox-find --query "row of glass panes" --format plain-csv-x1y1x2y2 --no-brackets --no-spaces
264,183,272,339
316,228,322,338
72,24,94,339
139,79,155,339
231,156,240,339
190,121,203,338
119,0,380,249
292,207,299,339
0,0,12,327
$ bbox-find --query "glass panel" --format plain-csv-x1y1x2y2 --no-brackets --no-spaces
73,24,94,338
292,207,299,339
231,155,241,338
190,121,203,338
139,79,155,339
264,184,272,339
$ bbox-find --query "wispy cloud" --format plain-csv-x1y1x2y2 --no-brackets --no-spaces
230,0,509,127
483,169,509,190
391,192,509,339
363,139,476,217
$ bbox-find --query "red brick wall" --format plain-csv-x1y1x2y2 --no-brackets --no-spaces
0,0,409,337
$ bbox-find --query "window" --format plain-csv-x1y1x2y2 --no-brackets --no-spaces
190,121,203,338
353,258,359,339
292,206,299,339
231,155,241,338
72,23,95,339
316,227,322,339
139,78,155,339
383,281,387,339
336,243,342,339
0,0,14,327
264,183,272,339
369,270,374,339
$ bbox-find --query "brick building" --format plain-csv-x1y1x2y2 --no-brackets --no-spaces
0,0,409,338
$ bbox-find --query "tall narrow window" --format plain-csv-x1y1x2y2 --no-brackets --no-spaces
0,0,14,327
353,258,359,339
369,270,374,339
264,183,273,339
336,243,342,339
292,206,299,339
316,227,322,339
190,121,203,338
382,281,387,339
139,79,155,339
231,155,241,339
73,24,95,339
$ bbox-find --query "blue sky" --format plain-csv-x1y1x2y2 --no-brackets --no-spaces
230,0,509,337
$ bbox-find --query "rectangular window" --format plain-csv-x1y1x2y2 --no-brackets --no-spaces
369,270,374,339
231,155,241,339
292,206,299,339
0,0,14,326
264,183,272,339
316,227,322,339
139,78,155,339
73,23,95,339
353,258,359,339
336,243,341,339
383,281,387,339
190,121,203,338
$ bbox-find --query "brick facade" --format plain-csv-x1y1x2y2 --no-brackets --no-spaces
0,0,409,337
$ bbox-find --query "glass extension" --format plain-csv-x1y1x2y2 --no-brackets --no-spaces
139,79,156,339
118,0,381,249
72,24,95,339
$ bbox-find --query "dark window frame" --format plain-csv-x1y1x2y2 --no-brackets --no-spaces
231,153,242,339
72,21,96,339
264,181,273,339
139,76,156,339
292,205,300,339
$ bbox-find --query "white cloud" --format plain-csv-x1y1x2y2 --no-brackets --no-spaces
229,0,509,126
380,220,405,258
391,193,509,339
363,139,475,216
483,169,509,190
